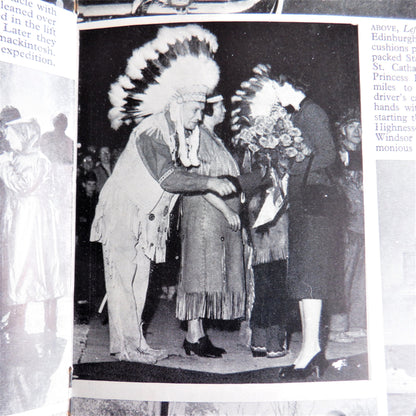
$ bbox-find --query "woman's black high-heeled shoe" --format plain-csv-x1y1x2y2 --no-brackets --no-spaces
183,336,224,358
204,335,226,355
279,351,328,381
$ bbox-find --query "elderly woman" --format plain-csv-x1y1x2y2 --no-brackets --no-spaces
0,118,63,335
176,94,246,358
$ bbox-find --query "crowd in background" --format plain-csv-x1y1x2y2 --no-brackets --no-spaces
74,101,365,370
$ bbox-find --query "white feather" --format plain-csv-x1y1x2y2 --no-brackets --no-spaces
231,95,242,103
126,49,146,79
108,24,219,129
249,79,281,118
108,82,128,107
138,55,219,116
108,107,124,130
118,75,135,90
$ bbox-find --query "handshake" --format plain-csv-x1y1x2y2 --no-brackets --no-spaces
207,168,274,198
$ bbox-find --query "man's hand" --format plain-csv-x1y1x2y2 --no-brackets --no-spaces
207,177,237,197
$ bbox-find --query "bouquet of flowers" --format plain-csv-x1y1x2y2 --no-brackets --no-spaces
231,64,311,176
231,64,311,227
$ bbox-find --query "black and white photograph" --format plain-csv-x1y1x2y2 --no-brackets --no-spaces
280,0,416,19
0,62,77,415
77,0,280,22
39,0,75,12
72,20,369,386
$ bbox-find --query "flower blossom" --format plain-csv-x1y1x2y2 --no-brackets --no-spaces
280,133,293,147
285,147,298,158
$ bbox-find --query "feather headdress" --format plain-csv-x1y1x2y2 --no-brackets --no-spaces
108,24,220,131
230,64,282,134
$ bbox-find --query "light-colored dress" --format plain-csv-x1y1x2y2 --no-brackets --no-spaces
0,148,62,305
176,126,245,321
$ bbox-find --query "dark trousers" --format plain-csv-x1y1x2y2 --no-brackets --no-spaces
251,260,288,351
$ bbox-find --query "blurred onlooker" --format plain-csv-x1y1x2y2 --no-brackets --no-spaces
40,113,74,293
75,171,104,323
329,108,366,343
39,113,73,165
0,106,22,329
86,144,97,157
79,152,95,176
0,118,64,336
93,146,112,193
111,146,123,166
0,106,21,147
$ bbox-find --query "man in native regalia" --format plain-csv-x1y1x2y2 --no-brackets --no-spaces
90,25,236,363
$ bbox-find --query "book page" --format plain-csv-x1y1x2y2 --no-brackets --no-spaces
70,13,415,416
0,1,78,415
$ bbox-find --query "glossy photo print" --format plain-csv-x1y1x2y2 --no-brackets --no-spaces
73,20,366,386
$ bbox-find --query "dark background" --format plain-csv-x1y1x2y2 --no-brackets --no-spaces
78,21,359,151
282,0,416,19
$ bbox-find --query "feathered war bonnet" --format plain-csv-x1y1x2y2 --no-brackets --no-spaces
108,24,220,167
230,64,282,135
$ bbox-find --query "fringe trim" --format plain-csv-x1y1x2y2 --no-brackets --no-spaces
176,291,245,321
252,248,288,266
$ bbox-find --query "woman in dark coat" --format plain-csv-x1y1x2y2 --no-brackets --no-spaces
277,77,345,379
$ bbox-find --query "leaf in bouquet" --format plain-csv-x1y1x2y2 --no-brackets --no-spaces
279,158,290,169
280,133,293,147
239,128,254,143
248,143,260,153
285,147,298,158
231,108,241,116
231,124,241,132
236,89,246,96
300,143,312,156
